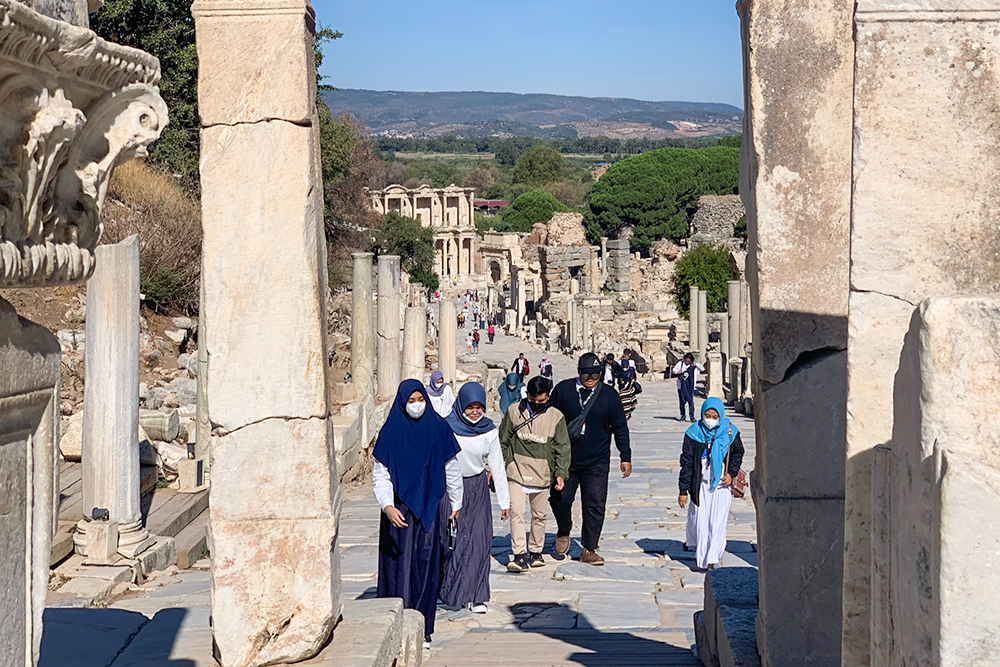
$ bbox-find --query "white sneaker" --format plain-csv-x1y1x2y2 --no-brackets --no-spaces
470,603,487,614
422,640,431,650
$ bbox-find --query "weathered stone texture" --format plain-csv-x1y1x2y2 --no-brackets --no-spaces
352,253,375,398
844,10,1000,663
546,212,588,247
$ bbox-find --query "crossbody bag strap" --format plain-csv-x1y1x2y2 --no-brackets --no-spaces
578,381,601,422
724,424,732,476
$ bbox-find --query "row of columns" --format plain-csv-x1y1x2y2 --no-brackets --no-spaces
437,235,474,278
688,285,709,361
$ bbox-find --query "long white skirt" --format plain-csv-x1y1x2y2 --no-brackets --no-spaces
685,457,732,569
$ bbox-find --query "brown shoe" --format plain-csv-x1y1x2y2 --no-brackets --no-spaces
580,548,605,566
555,534,570,557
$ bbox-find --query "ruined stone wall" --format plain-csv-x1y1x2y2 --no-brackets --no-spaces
605,239,631,292
690,194,744,239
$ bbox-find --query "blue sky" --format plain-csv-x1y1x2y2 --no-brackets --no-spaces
312,0,744,108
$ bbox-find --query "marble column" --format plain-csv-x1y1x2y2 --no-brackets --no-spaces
727,280,741,362
689,285,700,353
75,236,154,559
352,252,375,398
720,310,730,365
196,272,211,477
400,306,426,382
581,305,591,352
707,350,725,399
377,255,402,400
568,299,578,348
697,290,709,361
600,237,608,283
439,299,457,383
194,0,341,661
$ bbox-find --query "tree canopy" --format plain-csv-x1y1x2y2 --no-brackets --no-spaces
586,146,739,252
671,244,735,317
375,213,438,290
513,145,564,187
497,190,569,233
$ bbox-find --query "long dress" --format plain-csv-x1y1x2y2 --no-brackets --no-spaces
685,456,732,569
374,379,463,640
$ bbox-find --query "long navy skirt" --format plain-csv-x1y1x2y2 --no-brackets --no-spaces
439,471,492,608
377,495,449,639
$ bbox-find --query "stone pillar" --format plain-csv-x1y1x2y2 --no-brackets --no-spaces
720,311,730,365
707,350,725,399
196,272,211,476
600,237,608,282
697,290,709,360
439,300,457,382
0,299,60,667
400,306,426,382
886,297,1000,667
193,0,341,661
352,252,375,398
581,305,591,352
739,0,853,664
75,236,154,559
689,285,700,352
589,247,601,293
844,7,1000,664
568,299,578,349
727,280,741,362
376,255,401,400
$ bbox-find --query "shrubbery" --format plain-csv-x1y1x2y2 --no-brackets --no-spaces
376,213,438,291
497,190,569,233
587,146,739,252
671,244,735,317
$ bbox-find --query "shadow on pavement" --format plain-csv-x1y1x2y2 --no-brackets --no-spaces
40,607,195,667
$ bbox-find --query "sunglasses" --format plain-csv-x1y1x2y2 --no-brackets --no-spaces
580,372,602,381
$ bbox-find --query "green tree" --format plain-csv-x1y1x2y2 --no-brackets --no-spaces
587,146,739,252
498,190,568,232
91,0,199,185
513,145,564,186
672,244,735,317
717,134,742,148
376,213,438,290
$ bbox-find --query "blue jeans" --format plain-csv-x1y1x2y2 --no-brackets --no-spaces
678,389,695,420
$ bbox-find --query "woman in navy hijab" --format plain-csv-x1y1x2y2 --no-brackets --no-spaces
373,379,464,648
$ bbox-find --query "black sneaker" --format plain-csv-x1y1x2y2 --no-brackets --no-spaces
507,553,529,573
529,552,545,568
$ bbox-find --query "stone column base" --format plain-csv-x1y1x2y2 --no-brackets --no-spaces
74,518,155,558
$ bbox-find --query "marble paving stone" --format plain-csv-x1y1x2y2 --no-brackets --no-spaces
577,593,661,629
553,562,673,584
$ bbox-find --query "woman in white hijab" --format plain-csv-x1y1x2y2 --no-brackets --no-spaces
425,370,455,417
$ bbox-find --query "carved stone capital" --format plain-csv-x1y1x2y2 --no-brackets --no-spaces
0,0,167,288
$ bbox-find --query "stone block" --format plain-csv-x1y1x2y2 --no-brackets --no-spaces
397,609,424,667
83,521,119,565
717,607,760,667
192,0,316,126
695,609,720,667
754,489,843,667
296,598,403,667
131,536,176,580
201,120,329,434
754,350,846,500
177,458,205,493
333,382,357,404
211,517,341,666
704,567,758,661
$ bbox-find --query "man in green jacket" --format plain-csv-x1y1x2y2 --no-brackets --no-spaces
499,376,571,572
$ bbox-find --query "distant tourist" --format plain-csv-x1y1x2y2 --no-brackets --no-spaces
472,329,480,353
373,380,463,648
440,383,510,613
539,355,553,378
601,353,624,387
466,332,473,354
426,371,455,417
499,376,570,572
671,353,704,422
617,365,640,421
487,324,495,344
498,372,526,415
511,353,529,378
678,397,744,571
549,353,631,566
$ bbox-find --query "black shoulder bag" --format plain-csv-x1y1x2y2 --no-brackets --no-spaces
566,383,601,441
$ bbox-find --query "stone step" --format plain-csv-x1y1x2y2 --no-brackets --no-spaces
145,489,209,538
174,509,208,569
294,598,409,667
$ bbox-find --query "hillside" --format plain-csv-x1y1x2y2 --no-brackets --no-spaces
321,89,743,140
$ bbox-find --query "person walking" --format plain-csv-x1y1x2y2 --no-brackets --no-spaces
671,353,704,422
511,353,529,378
487,324,495,344
678,397,744,571
549,353,631,565
617,365,639,421
602,353,623,387
466,332,473,354
440,383,510,613
539,355,553,378
498,372,525,415
472,329,480,353
374,380,463,648
426,370,455,418
500,376,570,572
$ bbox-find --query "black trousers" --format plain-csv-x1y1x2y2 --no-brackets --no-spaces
550,463,610,551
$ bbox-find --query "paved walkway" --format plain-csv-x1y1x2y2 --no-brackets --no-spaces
39,320,757,667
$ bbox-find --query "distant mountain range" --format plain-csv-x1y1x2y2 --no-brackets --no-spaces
321,89,743,140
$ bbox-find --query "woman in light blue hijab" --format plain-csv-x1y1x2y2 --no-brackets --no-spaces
677,397,745,570
498,372,524,415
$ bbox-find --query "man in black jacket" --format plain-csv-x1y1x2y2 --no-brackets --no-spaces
549,352,631,565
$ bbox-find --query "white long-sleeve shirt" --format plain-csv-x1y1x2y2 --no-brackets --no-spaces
428,385,455,417
453,429,510,510
373,458,464,512
672,360,705,389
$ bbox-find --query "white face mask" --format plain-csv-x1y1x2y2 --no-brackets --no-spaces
466,413,483,424
406,401,426,419
703,417,720,430
434,380,444,389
